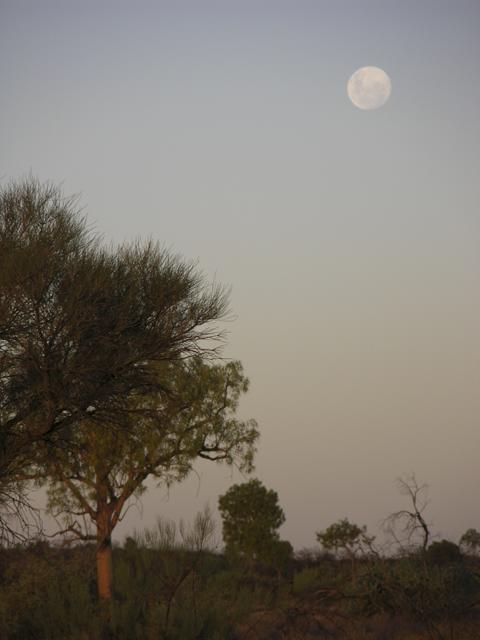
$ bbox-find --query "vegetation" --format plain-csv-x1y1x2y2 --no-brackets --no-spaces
0,178,229,544
1,178,478,638
316,517,375,578
218,479,291,572
1,515,479,640
28,358,258,600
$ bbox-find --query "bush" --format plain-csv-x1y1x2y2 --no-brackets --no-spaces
353,558,479,624
0,545,99,640
293,567,322,594
426,539,463,566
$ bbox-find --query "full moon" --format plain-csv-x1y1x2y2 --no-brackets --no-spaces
347,66,392,110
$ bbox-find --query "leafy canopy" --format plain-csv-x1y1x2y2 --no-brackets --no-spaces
31,357,258,546
316,518,374,558
0,177,229,543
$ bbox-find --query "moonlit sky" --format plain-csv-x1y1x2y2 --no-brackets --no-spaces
2,0,480,549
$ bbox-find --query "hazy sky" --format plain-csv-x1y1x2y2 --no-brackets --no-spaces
2,0,480,549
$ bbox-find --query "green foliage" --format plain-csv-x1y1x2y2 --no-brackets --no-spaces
218,479,287,566
293,567,322,594
263,539,294,573
316,517,374,559
0,511,257,640
1,534,479,640
109,507,262,639
426,540,463,566
29,356,257,599
0,544,99,640
293,555,357,596
353,557,479,623
39,357,258,540
0,177,230,544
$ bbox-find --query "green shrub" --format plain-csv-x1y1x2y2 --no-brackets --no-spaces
0,547,100,640
426,539,463,566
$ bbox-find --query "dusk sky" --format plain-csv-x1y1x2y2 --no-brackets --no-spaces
2,0,480,549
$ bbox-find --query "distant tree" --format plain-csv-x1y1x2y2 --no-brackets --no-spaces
459,528,480,556
0,177,228,543
316,517,375,579
218,479,287,569
383,474,431,560
28,357,258,600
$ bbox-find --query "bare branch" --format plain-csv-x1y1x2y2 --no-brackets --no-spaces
383,474,432,556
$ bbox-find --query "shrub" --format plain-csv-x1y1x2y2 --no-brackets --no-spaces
353,558,479,624
426,539,463,566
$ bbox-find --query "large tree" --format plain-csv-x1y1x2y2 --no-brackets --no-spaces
29,357,258,600
0,178,228,543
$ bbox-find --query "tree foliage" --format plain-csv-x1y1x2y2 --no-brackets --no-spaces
316,517,375,580
0,177,229,543
316,517,374,559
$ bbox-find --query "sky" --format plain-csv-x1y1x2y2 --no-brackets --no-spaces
1,0,480,550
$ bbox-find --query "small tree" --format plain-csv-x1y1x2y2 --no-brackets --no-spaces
218,479,286,568
29,357,258,600
383,475,431,564
459,528,480,556
316,517,374,579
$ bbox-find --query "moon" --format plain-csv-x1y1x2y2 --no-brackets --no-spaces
347,66,392,110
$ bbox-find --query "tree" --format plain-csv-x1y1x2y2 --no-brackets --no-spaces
459,528,480,556
218,479,286,568
29,357,258,599
383,475,431,559
0,177,228,543
316,517,374,579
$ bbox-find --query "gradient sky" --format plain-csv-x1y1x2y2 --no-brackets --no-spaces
2,0,480,550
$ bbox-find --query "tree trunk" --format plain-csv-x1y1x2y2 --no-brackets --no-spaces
96,531,113,600
96,497,114,601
